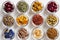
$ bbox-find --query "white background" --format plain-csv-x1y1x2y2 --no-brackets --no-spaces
0,0,60,40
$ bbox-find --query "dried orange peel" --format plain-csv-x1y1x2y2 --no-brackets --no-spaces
16,15,28,26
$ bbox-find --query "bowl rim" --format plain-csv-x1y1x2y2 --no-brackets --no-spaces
15,14,29,27
2,14,15,28
46,14,59,27
46,27,59,40
17,27,29,40
2,28,15,40
2,0,15,14
46,0,59,14
31,27,44,40
31,0,44,14
31,14,44,27
16,0,29,14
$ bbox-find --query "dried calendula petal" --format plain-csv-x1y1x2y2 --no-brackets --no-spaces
32,1,43,12
16,15,28,26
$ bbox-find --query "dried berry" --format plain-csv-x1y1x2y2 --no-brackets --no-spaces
47,1,58,12
4,2,14,13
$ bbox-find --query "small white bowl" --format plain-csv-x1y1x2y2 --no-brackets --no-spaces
16,0,29,14
46,0,59,14
2,14,15,28
2,28,15,40
2,1,15,14
31,14,44,27
15,14,29,27
46,28,59,40
17,28,29,40
32,27,44,40
46,14,59,27
31,0,44,14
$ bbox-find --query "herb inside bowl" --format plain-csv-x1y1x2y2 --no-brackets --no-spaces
17,1,28,13
3,15,14,27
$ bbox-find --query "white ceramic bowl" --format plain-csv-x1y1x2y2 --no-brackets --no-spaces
15,14,29,27
31,14,44,27
2,14,15,28
46,0,59,14
2,28,15,40
2,1,15,14
32,27,44,40
17,28,29,40
46,28,59,40
46,14,59,27
31,0,44,14
16,0,29,14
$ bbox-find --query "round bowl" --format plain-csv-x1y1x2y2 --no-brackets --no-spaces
17,28,29,40
16,0,29,14
32,27,44,40
2,1,15,14
31,14,44,27
2,14,15,28
46,14,59,27
2,28,15,40
15,14,29,27
31,0,44,14
46,0,59,14
46,28,59,40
